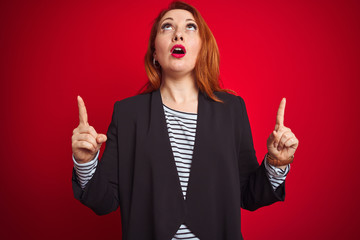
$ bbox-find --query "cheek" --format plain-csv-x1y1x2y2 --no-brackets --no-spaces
189,39,201,58
154,37,168,56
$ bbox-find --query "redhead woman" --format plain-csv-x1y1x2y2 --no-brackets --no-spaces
71,1,299,239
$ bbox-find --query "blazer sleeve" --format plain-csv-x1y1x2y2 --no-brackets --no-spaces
237,96,285,211
72,102,120,215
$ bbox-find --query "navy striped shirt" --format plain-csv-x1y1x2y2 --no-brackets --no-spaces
163,104,199,239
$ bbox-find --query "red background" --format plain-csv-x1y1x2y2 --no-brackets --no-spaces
1,0,359,239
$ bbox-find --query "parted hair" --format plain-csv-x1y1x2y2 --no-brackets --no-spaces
140,0,236,102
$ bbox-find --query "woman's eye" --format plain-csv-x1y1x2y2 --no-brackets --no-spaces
187,23,197,31
161,23,173,30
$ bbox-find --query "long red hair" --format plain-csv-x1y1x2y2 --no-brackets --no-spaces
140,1,236,102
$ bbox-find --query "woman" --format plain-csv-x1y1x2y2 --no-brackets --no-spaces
71,1,299,239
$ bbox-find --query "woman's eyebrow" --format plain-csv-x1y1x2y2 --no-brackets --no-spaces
160,18,196,24
161,17,173,24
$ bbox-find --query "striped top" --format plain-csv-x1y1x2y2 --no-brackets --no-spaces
73,104,290,240
163,104,199,240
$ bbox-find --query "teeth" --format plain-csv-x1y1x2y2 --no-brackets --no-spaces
172,46,185,55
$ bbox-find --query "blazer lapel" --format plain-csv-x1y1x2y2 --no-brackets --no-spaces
147,89,184,202
184,90,209,204
148,89,209,203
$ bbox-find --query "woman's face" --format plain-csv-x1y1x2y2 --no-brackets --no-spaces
154,9,201,77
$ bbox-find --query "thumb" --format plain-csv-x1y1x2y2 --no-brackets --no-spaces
267,131,278,148
272,130,281,148
269,131,276,141
96,134,107,144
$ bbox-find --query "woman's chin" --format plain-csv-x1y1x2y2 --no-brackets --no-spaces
163,65,195,76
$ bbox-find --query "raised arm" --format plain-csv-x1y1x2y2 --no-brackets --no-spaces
71,97,120,215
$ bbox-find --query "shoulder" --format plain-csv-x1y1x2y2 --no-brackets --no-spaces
210,91,249,120
115,92,150,108
212,91,246,107
111,92,151,120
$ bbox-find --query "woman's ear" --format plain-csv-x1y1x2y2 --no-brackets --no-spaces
153,51,157,60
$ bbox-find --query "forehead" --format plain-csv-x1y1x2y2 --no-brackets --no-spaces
160,9,195,22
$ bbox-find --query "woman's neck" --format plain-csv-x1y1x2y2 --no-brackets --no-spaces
159,72,199,114
160,73,198,105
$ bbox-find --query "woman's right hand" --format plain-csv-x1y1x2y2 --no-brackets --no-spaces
72,96,107,164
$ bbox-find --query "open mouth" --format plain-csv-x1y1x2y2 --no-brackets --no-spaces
171,45,186,58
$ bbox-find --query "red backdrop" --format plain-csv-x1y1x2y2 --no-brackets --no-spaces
1,0,359,239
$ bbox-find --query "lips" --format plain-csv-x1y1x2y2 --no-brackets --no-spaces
171,44,186,58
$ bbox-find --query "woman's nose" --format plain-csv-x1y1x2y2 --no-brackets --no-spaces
173,32,184,42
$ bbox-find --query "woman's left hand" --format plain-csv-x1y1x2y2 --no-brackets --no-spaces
267,98,299,166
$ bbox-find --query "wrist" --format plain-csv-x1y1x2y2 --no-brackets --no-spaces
266,153,294,167
73,151,99,166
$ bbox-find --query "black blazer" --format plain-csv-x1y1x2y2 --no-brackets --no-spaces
72,89,285,240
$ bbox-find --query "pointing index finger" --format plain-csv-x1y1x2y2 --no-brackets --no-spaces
77,96,88,125
275,98,286,130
